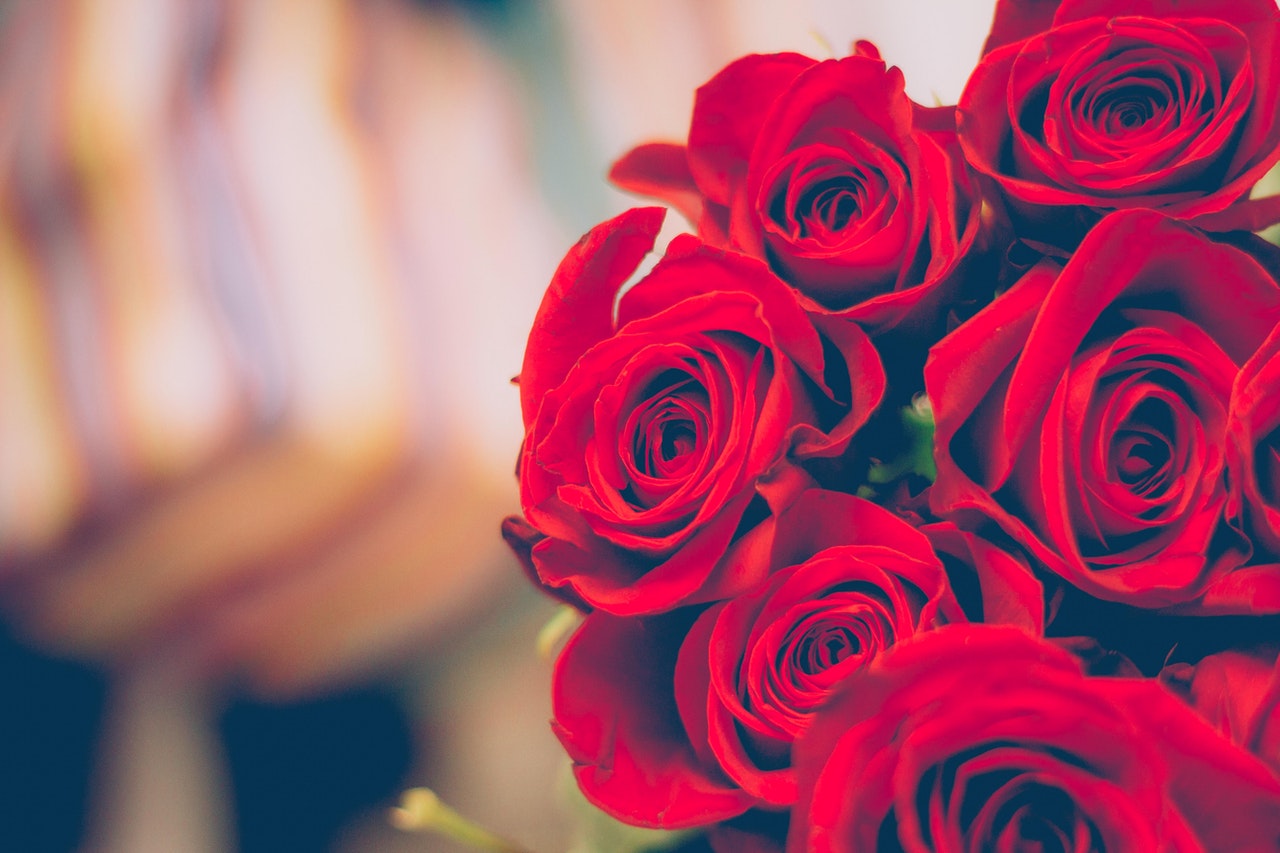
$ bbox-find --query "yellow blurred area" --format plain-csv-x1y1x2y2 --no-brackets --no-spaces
0,0,995,849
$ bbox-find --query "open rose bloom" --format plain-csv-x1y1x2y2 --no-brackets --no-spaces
506,0,1280,848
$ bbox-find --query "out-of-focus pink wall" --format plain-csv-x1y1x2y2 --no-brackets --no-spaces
0,0,996,694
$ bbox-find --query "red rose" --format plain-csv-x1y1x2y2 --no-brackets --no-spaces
611,45,980,331
960,0,1280,231
1164,646,1280,777
928,210,1280,610
674,491,964,808
550,490,1042,827
790,625,1280,851
515,208,885,615
1230,320,1280,594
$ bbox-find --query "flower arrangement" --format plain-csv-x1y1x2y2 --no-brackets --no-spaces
502,0,1280,848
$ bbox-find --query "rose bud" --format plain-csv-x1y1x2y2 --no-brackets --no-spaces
513,208,885,615
789,625,1280,852
960,0,1280,242
611,44,981,333
928,209,1280,612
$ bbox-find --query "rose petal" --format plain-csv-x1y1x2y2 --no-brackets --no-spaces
553,611,755,828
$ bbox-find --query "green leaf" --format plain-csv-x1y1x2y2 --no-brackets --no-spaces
866,398,936,486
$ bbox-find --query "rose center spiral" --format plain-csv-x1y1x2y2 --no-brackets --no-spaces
1110,397,1177,497
793,623,860,675
1092,84,1166,136
635,399,703,479
797,178,863,235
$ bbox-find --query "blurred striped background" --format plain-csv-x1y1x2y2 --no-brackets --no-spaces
0,1,994,850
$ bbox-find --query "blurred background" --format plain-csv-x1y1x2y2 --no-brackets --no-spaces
0,0,995,850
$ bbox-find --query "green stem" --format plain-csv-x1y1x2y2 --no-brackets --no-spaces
390,788,535,853
537,604,583,660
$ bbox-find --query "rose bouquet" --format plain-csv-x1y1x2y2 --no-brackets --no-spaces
503,0,1280,848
